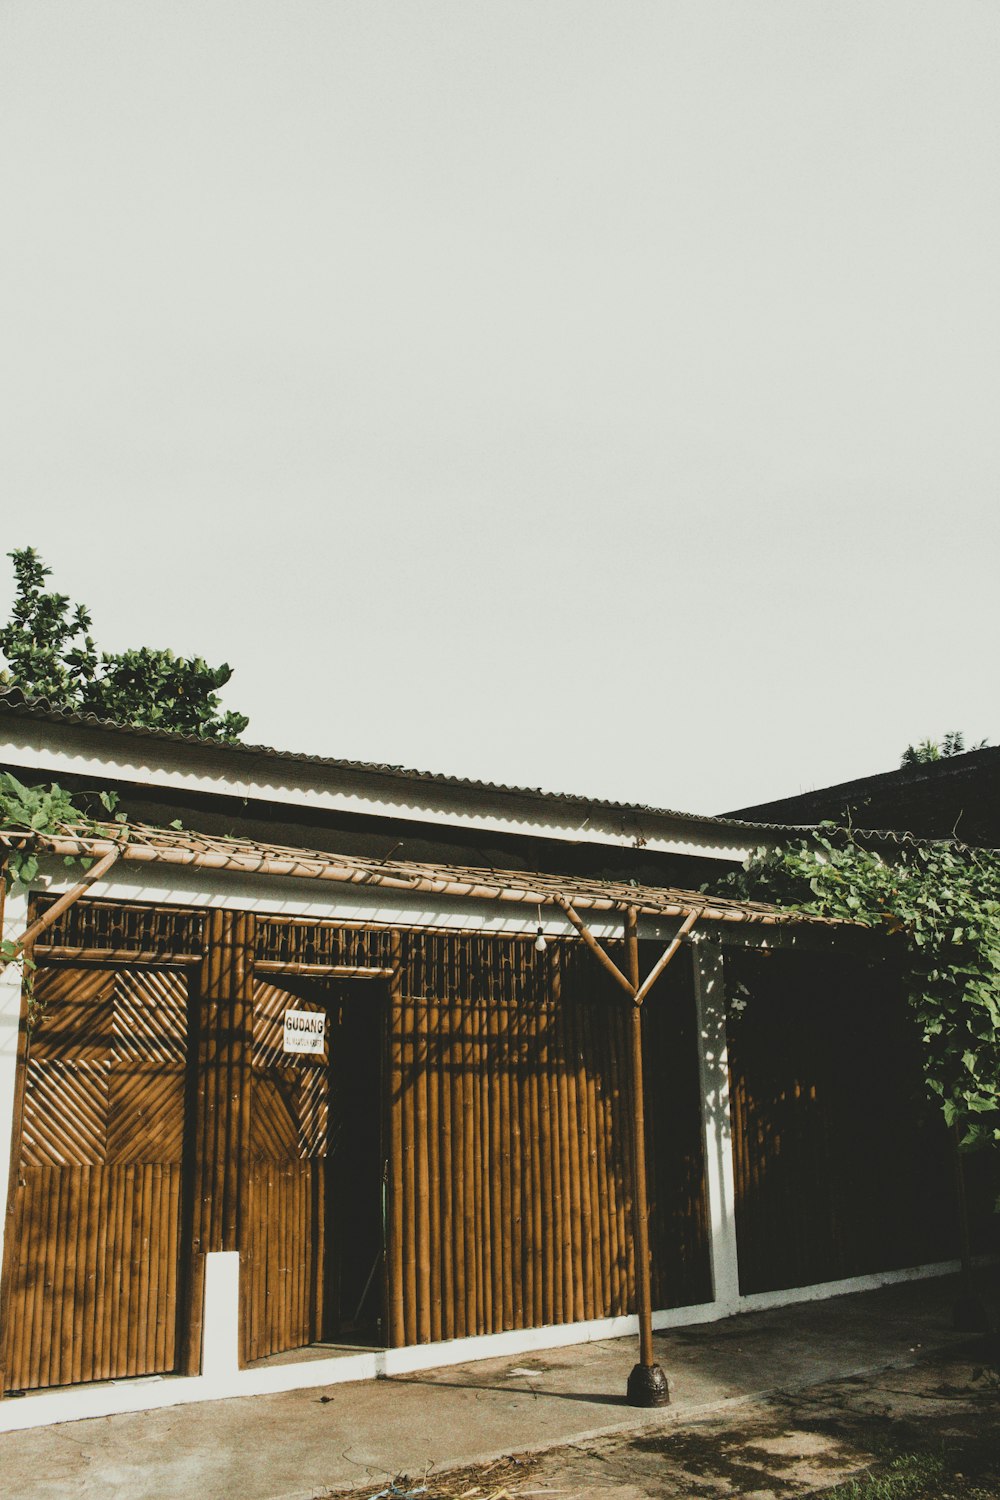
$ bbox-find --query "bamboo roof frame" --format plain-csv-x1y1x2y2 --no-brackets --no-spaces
0,819,845,930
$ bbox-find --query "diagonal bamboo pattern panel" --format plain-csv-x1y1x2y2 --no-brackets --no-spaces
29,967,115,1062
112,968,188,1062
1,965,190,1393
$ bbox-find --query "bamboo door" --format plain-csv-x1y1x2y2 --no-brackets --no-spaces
1,965,190,1393
243,980,330,1361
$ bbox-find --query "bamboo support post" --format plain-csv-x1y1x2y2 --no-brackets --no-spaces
626,907,675,1408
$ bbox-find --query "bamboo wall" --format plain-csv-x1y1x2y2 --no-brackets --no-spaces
726,948,957,1295
1,965,189,1392
387,932,710,1347
2,901,713,1390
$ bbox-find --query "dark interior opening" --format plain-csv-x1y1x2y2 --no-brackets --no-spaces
324,980,386,1345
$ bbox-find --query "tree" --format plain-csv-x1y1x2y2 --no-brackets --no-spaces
900,731,988,767
0,548,249,742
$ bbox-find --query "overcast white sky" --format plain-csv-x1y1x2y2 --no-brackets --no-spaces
2,3,998,815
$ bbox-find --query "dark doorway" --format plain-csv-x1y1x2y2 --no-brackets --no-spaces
244,975,386,1362
325,981,386,1344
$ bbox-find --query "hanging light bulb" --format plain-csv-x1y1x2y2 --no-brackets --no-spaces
534,904,547,954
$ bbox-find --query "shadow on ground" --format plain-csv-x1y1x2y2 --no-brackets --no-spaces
400,1337,1000,1500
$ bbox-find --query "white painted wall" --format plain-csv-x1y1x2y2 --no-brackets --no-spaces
0,1257,963,1433
0,882,29,1291
692,939,741,1311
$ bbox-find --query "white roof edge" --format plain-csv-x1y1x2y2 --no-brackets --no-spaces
0,724,752,863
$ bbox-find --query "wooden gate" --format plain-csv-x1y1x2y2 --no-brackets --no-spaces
1,964,190,1392
243,979,331,1362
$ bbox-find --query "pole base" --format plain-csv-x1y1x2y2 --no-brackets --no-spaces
627,1362,670,1408
953,1294,991,1333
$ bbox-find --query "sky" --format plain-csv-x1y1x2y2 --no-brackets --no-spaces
1,3,998,816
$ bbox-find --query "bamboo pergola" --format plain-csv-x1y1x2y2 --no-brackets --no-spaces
0,820,841,928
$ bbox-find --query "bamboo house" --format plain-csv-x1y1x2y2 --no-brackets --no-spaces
0,690,971,1431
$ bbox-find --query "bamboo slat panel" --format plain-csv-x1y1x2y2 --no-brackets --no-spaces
726,949,957,1296
191,910,255,1256
1,965,189,1393
256,919,396,972
31,897,204,963
386,933,710,1346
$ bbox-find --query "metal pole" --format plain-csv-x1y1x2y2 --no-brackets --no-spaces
625,906,670,1407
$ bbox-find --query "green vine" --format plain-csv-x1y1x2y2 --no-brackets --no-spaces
716,825,1000,1154
0,771,129,1029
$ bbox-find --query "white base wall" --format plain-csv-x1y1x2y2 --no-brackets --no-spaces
0,1256,964,1433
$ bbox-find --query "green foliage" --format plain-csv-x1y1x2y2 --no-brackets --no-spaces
0,547,249,742
900,731,988,767
0,546,97,709
720,826,1000,1152
0,771,125,1024
83,647,249,741
0,770,124,889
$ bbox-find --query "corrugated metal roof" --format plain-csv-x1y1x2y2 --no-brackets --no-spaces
0,685,811,837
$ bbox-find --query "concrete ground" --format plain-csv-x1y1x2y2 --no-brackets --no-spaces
0,1269,997,1500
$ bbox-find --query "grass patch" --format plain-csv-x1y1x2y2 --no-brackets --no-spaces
822,1453,945,1499
821,1447,1000,1500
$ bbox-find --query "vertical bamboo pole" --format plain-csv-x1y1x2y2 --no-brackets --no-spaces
438,974,455,1343
554,950,574,1323
427,992,443,1344
568,985,593,1319
498,969,513,1329
415,988,431,1345
476,978,493,1335
625,908,669,1407
487,968,504,1331
537,950,556,1327
402,944,417,1346
388,931,405,1346
584,998,611,1318
509,944,525,1329
527,953,544,1331
450,967,468,1337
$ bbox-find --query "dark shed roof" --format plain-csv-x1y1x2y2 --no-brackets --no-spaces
728,746,1000,848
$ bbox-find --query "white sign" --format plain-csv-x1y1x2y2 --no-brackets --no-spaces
283,1008,326,1055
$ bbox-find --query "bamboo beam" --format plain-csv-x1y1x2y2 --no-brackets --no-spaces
1,846,123,966
253,960,394,979
0,830,840,929
633,913,699,1007
554,897,634,999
